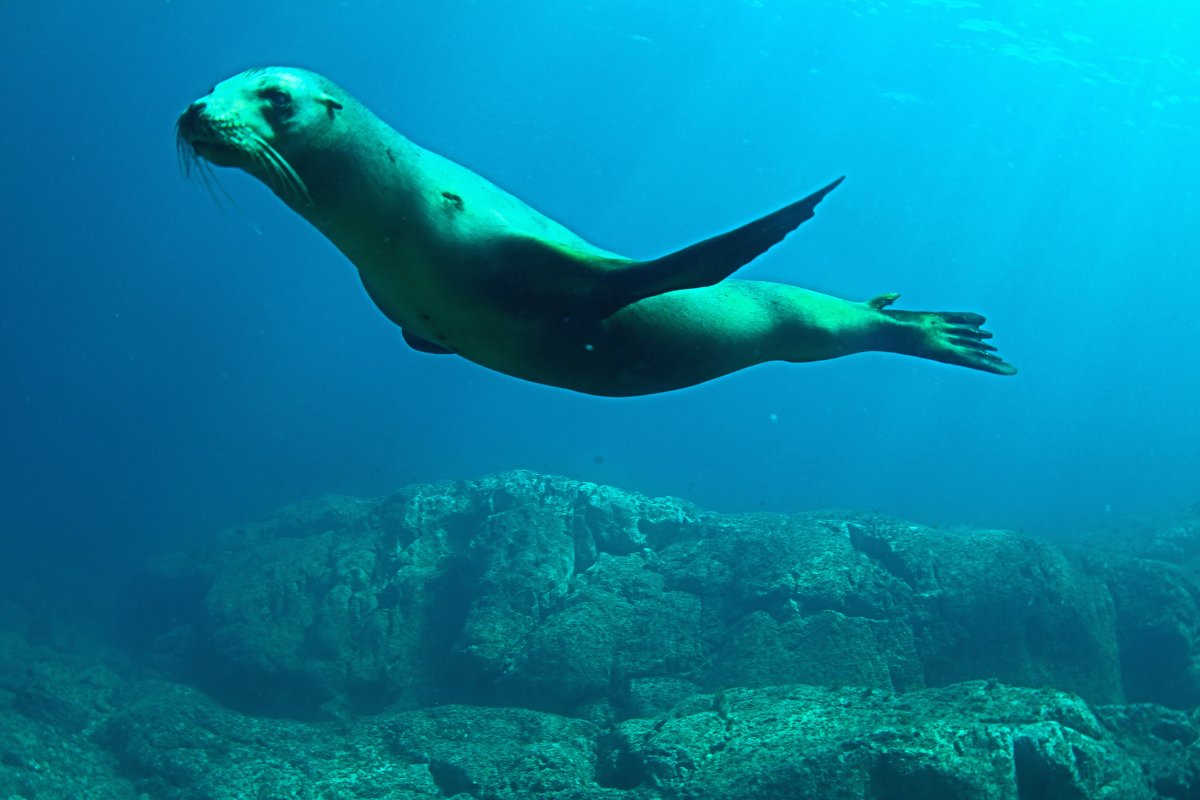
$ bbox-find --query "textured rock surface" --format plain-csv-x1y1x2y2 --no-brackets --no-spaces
142,471,1134,719
0,632,134,800
1076,510,1200,709
3,634,1196,799
3,471,1199,799
607,683,1160,800
98,680,613,800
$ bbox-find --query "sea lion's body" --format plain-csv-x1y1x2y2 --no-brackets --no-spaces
178,67,1013,395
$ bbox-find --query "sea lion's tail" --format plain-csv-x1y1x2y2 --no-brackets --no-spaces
870,293,1017,376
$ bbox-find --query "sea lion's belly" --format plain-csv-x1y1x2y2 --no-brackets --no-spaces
347,231,574,373
317,182,601,372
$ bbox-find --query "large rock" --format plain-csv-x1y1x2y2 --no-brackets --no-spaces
98,680,613,800
4,471,1200,799
133,470,1174,719
1074,511,1200,709
4,631,1196,800
605,682,1161,800
0,632,134,800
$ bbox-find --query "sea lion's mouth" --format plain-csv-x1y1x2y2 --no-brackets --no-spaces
189,138,243,161
175,102,252,166
175,112,312,208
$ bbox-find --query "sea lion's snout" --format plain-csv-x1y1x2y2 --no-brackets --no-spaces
177,101,207,140
175,89,257,169
175,102,223,164
176,94,227,150
181,100,205,127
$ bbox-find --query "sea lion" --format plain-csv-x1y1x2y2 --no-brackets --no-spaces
176,67,1015,396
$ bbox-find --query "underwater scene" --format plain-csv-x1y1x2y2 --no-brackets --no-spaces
2,1,1199,798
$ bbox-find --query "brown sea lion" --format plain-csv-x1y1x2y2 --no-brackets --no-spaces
177,67,1014,396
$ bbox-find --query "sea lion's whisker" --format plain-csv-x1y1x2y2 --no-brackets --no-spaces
261,149,305,205
175,125,197,178
194,163,222,207
250,133,312,207
254,147,303,206
236,136,286,198
246,147,285,196
195,159,232,210
175,127,225,209
177,139,235,213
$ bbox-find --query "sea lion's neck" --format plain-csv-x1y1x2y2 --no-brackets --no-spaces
282,105,426,239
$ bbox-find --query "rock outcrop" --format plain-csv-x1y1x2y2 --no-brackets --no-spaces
141,471,1143,719
2,471,1197,799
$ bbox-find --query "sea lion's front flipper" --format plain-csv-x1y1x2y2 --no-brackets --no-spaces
402,330,454,355
360,275,457,355
603,176,845,312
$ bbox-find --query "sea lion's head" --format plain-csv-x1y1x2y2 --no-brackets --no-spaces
176,67,345,207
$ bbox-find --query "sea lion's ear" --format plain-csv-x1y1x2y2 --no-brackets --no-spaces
318,95,344,119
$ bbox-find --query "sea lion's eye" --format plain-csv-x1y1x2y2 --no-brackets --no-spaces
262,89,291,108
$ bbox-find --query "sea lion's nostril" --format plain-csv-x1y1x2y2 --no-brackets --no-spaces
181,101,206,131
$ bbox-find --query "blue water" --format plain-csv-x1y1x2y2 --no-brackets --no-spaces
2,1,1197,557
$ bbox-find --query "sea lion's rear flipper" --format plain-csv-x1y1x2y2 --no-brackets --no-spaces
602,176,845,312
881,303,1018,376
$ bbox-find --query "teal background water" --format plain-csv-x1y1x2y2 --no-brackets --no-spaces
2,1,1197,556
